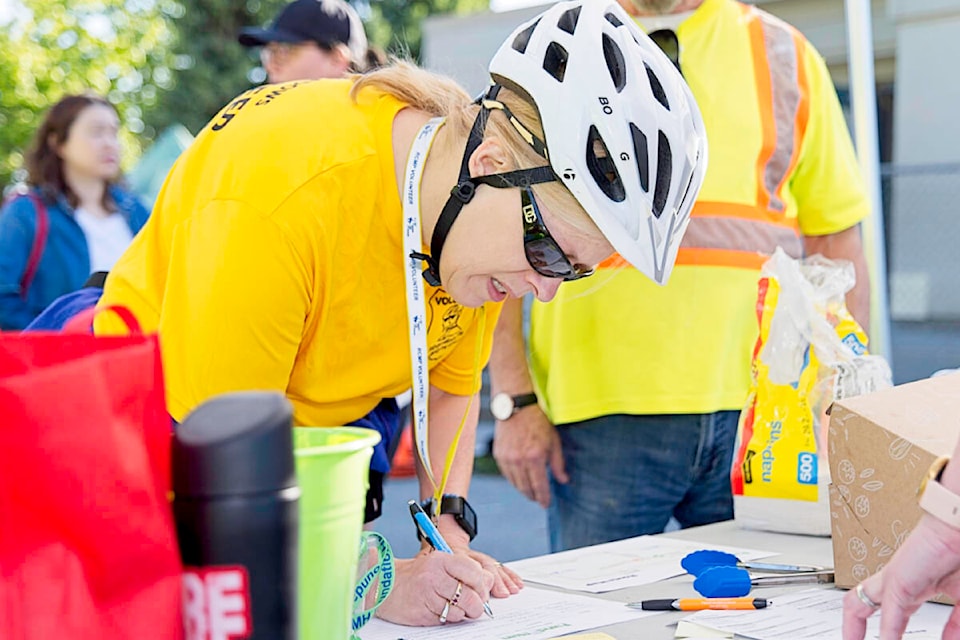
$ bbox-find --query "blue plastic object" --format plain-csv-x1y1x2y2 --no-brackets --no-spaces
682,548,824,577
693,565,753,598
681,549,741,577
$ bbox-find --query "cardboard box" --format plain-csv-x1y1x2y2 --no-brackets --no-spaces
828,372,960,590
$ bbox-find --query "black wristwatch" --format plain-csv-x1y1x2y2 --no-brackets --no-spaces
418,494,478,541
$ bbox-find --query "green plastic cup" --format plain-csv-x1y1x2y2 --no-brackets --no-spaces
293,427,381,640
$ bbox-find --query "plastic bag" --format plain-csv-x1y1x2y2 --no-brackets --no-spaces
0,306,182,638
731,248,891,534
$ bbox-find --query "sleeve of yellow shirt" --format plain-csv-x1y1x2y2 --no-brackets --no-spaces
158,200,312,421
792,45,870,237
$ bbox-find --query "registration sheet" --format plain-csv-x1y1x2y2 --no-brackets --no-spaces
359,586,656,640
684,588,952,639
507,536,776,593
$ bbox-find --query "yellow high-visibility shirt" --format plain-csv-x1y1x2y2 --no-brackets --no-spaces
529,0,868,423
98,79,500,424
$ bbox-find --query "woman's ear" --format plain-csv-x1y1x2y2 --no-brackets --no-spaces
47,133,62,156
468,138,512,178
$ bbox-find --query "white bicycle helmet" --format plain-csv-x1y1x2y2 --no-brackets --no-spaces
488,0,708,285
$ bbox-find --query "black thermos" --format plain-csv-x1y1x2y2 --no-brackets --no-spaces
173,391,299,639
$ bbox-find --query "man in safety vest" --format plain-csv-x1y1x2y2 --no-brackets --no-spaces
488,0,871,551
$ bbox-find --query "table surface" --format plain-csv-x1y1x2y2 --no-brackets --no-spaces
549,521,837,638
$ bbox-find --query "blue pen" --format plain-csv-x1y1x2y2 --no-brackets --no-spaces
408,500,494,618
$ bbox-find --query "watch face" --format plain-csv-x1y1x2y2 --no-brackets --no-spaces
490,393,514,421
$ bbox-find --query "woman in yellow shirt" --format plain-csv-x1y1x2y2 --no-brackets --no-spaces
99,0,707,626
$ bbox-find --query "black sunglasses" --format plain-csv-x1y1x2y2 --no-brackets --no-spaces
521,188,594,281
649,29,682,75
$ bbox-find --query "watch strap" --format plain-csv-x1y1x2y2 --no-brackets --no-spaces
419,495,477,541
920,478,960,529
511,392,538,410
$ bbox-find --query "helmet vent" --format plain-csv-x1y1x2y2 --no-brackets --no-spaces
512,18,540,54
675,148,700,220
557,6,581,34
586,125,626,203
644,62,670,110
602,33,627,93
604,12,623,28
543,41,569,82
630,123,650,193
652,130,673,218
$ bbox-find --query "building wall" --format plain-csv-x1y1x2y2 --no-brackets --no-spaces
886,0,960,320
422,6,546,95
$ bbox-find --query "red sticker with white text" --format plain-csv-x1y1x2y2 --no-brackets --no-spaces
182,565,253,640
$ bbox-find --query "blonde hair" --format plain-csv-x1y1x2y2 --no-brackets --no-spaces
351,61,599,236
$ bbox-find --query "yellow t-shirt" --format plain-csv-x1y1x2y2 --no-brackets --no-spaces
98,80,501,424
529,0,868,423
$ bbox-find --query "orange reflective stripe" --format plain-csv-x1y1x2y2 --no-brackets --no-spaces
597,6,812,275
745,6,807,214
675,248,768,270
783,29,811,191
597,254,627,270
681,216,803,258
691,201,799,230
598,249,767,271
745,5,776,212
598,203,803,271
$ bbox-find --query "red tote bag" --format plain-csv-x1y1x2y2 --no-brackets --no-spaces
0,307,182,639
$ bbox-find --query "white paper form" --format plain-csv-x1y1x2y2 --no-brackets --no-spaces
507,536,776,593
358,586,656,640
684,588,953,640
675,619,733,638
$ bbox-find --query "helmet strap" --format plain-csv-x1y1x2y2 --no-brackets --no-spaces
411,85,557,287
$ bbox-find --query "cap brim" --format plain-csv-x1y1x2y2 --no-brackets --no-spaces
238,27,308,47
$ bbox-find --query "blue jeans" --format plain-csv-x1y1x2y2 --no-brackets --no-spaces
548,411,739,552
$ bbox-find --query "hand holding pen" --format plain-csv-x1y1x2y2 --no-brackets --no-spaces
409,500,496,620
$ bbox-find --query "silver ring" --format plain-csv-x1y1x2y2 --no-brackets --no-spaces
450,581,463,607
856,583,880,609
439,600,451,624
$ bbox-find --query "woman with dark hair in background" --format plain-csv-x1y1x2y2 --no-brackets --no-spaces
0,94,148,330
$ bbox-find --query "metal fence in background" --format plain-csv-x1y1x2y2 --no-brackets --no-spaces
881,162,960,322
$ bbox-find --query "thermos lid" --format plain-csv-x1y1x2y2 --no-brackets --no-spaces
173,391,297,498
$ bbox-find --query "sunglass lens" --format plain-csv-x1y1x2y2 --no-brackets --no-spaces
525,238,570,278
525,239,595,281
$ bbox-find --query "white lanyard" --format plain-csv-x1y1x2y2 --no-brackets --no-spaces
402,117,444,488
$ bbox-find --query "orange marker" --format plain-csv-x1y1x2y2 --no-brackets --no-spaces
631,597,772,611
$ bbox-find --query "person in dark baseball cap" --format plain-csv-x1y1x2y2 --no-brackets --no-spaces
239,0,369,82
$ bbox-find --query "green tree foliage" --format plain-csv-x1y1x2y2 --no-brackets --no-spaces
0,0,282,190
0,0,178,189
0,0,488,191
152,0,487,134
145,0,287,137
365,0,488,60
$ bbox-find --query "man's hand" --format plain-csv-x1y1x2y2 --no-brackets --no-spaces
493,405,568,508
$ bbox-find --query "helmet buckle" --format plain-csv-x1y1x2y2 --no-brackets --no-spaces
450,181,476,204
